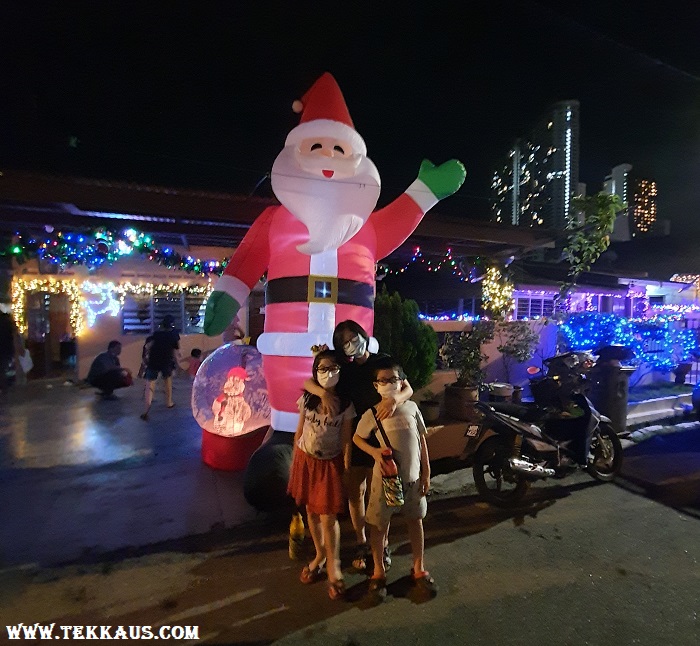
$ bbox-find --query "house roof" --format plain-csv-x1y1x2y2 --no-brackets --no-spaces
0,169,558,257
600,235,700,282
0,169,275,248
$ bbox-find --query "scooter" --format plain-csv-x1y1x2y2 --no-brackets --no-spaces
457,352,623,507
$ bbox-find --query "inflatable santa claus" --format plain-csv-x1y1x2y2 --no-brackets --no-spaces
204,72,465,509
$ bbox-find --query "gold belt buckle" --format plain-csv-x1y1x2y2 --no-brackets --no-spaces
307,275,338,304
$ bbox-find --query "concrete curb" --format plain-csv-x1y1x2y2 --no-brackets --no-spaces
625,420,700,446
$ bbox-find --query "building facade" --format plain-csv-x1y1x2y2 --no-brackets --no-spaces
492,100,580,231
603,163,661,237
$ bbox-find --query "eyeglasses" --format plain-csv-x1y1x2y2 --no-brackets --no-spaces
375,377,401,385
317,366,340,375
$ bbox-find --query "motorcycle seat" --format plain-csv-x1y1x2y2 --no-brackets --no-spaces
489,401,544,423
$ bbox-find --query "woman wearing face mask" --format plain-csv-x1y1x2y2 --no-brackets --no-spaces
304,320,413,573
288,348,355,600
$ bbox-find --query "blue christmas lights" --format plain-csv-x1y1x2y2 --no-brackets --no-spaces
559,312,700,371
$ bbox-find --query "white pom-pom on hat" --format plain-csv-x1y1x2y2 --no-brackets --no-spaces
292,99,304,114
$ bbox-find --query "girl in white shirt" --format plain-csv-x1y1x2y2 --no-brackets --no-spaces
287,348,355,600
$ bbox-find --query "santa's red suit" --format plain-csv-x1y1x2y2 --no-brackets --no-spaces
215,189,434,432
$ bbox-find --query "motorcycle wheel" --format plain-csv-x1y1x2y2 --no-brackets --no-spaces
473,437,529,507
586,422,623,481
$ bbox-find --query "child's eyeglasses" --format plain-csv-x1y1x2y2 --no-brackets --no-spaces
375,377,401,385
317,366,340,375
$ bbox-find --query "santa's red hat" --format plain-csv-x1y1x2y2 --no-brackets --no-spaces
285,73,367,156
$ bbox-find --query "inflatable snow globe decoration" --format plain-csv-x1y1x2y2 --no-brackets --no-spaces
192,343,270,471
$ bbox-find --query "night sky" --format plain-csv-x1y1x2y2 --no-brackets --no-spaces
2,1,699,233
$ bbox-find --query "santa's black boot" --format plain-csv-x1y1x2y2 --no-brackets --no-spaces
243,430,295,512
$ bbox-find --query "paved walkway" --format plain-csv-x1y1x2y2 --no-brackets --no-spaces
0,378,262,568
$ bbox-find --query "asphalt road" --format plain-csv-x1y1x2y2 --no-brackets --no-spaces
2,428,698,646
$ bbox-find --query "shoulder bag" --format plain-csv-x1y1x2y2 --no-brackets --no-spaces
371,408,404,508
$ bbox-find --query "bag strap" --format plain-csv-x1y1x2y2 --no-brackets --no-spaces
371,407,393,451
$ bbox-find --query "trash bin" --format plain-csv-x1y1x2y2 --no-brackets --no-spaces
588,345,636,434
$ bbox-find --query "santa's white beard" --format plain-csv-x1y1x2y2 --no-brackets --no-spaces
271,146,381,255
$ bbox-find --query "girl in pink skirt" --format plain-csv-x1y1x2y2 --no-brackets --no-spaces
287,347,355,600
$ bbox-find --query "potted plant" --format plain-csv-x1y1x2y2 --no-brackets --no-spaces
419,389,441,423
670,329,699,385
495,320,540,400
439,320,495,420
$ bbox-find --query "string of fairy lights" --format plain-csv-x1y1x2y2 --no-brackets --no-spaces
481,266,514,317
384,247,488,282
11,277,213,337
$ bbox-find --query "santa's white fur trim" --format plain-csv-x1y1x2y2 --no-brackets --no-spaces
257,331,379,357
286,119,367,156
257,332,333,357
406,178,439,213
271,409,298,433
213,274,250,306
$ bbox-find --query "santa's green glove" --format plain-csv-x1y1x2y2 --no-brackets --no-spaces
418,159,466,200
203,291,240,336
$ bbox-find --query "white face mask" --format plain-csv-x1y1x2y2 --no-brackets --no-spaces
376,381,401,397
343,335,367,359
317,370,340,389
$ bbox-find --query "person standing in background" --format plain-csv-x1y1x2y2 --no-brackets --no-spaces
140,315,180,420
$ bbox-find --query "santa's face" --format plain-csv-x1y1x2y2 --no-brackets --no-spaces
294,136,360,180
271,135,381,255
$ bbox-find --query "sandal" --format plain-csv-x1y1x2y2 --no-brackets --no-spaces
411,569,438,595
300,564,324,584
383,546,392,571
367,576,387,601
328,579,346,600
352,544,371,571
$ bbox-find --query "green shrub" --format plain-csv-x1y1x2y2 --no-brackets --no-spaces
373,286,438,390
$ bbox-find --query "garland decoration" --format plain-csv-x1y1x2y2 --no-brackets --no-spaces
3,228,229,276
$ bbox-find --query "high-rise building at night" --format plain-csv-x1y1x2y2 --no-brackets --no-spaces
492,100,580,231
632,178,658,234
603,164,660,237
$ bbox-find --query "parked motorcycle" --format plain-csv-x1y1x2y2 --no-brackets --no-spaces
461,351,623,507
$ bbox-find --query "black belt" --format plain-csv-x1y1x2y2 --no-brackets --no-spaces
266,275,374,308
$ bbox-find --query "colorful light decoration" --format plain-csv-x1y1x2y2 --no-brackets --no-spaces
4,228,230,277
482,266,514,318
384,246,486,282
559,312,700,371
650,303,700,314
670,274,700,288
11,278,214,336
11,277,85,337
81,280,122,327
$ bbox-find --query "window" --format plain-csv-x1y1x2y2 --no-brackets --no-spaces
649,295,665,307
122,290,207,335
515,297,554,320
